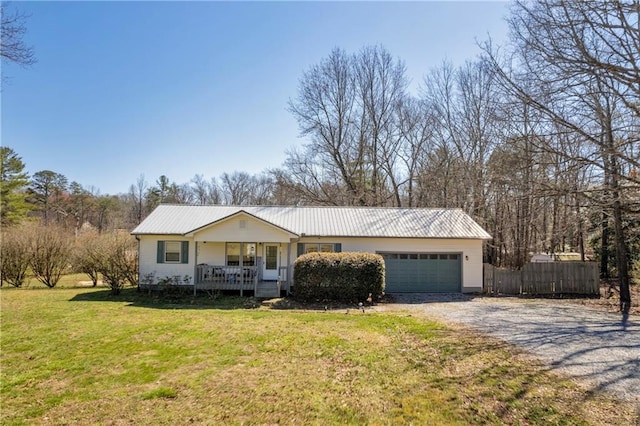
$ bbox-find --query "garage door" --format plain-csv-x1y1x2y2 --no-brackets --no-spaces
381,253,461,293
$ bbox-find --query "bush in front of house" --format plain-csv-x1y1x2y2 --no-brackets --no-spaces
293,252,385,303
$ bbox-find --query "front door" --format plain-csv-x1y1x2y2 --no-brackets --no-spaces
263,244,279,281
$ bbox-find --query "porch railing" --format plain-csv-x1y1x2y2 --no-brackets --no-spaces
278,266,289,294
195,264,258,293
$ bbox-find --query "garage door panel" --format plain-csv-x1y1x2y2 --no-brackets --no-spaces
383,253,461,293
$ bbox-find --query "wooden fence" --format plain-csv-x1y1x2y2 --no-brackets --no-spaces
483,262,600,296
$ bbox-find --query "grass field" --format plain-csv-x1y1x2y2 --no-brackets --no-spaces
1,287,637,425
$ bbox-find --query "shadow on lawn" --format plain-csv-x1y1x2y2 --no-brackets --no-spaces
68,287,372,312
68,287,263,310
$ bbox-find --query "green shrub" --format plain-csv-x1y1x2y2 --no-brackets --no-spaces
293,252,385,303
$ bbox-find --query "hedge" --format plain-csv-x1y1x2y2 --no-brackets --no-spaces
293,252,385,303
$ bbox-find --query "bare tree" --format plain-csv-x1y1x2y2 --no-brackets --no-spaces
394,97,434,207
169,182,195,204
250,174,276,205
128,174,148,225
287,46,410,206
82,232,138,294
1,3,35,67
483,0,640,312
28,224,72,288
287,48,362,205
190,174,221,204
354,45,408,205
73,230,102,286
421,60,500,222
220,171,254,205
0,224,31,287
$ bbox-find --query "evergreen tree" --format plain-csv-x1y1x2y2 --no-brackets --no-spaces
0,147,31,226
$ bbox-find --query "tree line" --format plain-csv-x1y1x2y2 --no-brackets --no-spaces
0,150,289,231
1,1,637,311
1,222,137,294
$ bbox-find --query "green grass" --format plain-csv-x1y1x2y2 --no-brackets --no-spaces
13,272,93,289
1,287,637,425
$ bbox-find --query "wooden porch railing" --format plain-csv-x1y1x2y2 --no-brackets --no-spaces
278,266,289,294
195,264,258,294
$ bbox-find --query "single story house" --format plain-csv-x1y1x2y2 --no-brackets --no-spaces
131,205,491,297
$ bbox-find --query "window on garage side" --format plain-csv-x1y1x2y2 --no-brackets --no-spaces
319,243,334,253
298,243,342,256
303,243,335,254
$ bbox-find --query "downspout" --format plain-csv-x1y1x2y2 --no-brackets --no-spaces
135,235,141,292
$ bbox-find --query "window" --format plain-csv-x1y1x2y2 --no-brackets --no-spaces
226,242,256,266
165,241,181,263
243,243,256,266
305,243,338,254
298,243,341,256
157,241,188,264
379,252,460,261
320,244,334,253
265,245,278,270
226,243,240,266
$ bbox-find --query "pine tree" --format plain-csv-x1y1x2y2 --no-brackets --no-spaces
0,147,31,226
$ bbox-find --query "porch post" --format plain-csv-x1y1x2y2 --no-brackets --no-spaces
287,242,292,295
239,242,244,297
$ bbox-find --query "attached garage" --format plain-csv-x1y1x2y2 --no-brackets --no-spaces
381,253,462,293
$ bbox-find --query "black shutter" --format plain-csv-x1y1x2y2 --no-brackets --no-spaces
157,241,165,263
181,241,189,264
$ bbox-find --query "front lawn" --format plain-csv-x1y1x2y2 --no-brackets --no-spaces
1,288,636,425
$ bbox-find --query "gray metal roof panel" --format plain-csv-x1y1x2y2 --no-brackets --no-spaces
131,205,492,239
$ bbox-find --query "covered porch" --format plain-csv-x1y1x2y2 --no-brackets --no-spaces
187,210,298,297
194,264,290,297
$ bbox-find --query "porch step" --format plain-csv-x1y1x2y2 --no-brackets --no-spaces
255,281,280,298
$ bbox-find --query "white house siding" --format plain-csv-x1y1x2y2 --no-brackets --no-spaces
192,213,293,243
138,235,195,284
138,233,483,292
196,241,226,265
297,237,484,293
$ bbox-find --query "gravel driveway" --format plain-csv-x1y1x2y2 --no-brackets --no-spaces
378,294,640,403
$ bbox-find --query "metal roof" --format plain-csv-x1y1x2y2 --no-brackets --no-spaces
131,205,492,239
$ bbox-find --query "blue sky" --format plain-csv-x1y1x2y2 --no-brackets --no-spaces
2,1,509,195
